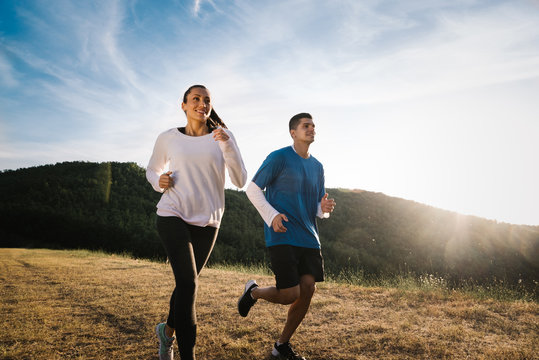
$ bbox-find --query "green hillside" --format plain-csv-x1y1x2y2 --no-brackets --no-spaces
1,161,537,291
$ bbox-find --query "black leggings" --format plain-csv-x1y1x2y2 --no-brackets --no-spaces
156,216,218,359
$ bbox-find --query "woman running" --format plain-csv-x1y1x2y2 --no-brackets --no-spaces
146,85,247,360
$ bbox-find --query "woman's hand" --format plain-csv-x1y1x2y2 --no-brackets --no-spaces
212,127,229,142
159,171,173,190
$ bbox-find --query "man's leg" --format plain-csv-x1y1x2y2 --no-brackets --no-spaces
239,245,302,317
238,281,300,317
278,274,316,343
252,284,299,305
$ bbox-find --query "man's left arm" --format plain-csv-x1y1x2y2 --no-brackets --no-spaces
317,193,336,219
316,164,335,218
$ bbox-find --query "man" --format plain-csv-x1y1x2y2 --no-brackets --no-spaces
238,113,336,360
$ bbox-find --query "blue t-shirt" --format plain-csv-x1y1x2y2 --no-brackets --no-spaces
252,146,326,249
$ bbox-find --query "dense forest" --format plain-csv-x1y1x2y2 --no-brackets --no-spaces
1,161,537,289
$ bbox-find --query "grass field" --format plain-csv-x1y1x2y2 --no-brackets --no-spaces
1,248,537,359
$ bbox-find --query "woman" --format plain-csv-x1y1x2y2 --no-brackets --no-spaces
146,85,247,360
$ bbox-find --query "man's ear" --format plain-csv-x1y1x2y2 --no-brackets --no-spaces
290,129,295,139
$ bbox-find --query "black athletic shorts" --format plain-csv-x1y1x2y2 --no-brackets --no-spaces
268,244,324,289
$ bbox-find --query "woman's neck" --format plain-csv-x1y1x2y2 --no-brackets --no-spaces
184,121,209,136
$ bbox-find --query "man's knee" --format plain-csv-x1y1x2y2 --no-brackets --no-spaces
278,286,300,305
300,276,316,299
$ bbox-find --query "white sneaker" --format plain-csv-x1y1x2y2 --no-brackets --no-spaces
155,323,175,360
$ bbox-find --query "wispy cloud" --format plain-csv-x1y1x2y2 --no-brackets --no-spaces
193,0,220,17
176,0,539,111
226,1,539,105
1,1,171,139
194,0,201,16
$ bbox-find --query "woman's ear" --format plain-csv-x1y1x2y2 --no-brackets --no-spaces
181,102,186,112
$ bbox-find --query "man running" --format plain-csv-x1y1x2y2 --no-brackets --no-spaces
238,112,336,360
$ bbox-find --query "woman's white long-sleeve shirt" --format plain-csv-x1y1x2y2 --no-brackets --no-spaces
146,128,247,228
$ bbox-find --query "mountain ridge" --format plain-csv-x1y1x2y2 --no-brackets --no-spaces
1,161,537,288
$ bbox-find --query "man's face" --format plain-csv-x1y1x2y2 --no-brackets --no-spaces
291,118,316,144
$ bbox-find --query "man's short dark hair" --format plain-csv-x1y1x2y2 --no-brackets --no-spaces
289,113,312,131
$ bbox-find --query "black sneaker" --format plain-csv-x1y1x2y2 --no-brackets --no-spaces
272,342,306,360
238,279,258,317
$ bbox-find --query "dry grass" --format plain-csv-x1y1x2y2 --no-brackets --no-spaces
1,248,537,360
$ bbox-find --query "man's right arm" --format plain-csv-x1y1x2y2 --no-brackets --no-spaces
245,182,280,227
246,182,289,232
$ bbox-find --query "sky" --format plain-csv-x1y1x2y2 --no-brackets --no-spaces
1,0,538,226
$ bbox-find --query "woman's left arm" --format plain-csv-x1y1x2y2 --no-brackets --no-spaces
213,128,248,188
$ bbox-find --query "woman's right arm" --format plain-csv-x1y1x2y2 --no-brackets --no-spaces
146,132,168,193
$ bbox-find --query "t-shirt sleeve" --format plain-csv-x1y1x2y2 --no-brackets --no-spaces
317,162,330,219
318,163,326,200
251,151,285,190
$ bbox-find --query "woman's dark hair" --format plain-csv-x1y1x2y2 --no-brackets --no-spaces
182,85,227,130
289,112,312,131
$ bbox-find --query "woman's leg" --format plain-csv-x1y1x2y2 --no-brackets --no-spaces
156,216,217,360
189,223,218,275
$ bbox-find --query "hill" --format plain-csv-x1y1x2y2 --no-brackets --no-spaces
0,161,538,291
1,248,537,359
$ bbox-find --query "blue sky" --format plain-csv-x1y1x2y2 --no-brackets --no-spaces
1,0,538,225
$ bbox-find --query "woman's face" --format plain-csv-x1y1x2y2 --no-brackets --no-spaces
181,87,212,124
